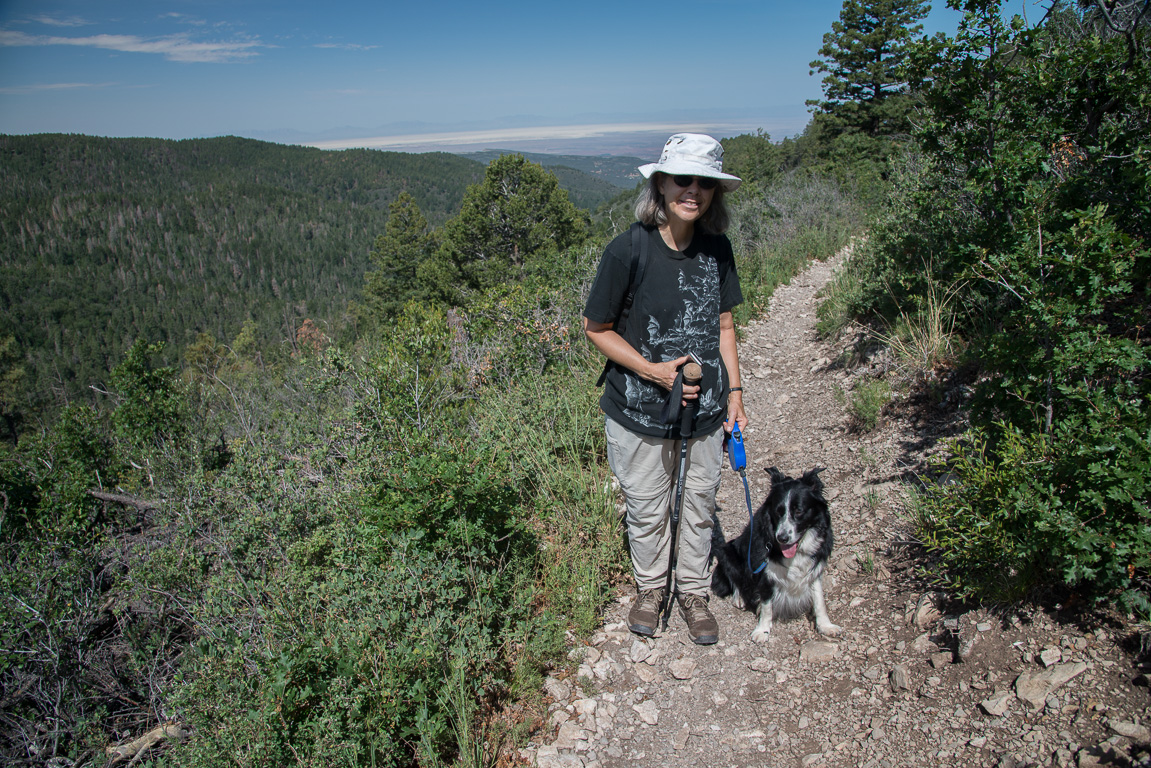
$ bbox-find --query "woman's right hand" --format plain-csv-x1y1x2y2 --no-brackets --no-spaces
647,355,699,401
584,320,698,401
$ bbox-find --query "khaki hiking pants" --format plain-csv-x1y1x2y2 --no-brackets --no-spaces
604,416,723,597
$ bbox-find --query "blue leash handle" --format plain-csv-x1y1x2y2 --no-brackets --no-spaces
727,424,766,575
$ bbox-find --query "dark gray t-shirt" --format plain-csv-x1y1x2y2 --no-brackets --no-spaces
583,224,743,439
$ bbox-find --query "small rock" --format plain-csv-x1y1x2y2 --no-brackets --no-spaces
911,633,936,653
669,658,697,680
863,665,882,681
890,664,911,691
980,690,1014,717
537,745,584,768
801,754,826,767
544,678,571,702
633,700,659,726
960,634,980,660
634,664,659,683
750,657,772,673
1076,746,1107,767
629,640,651,664
913,593,943,628
712,691,729,706
591,660,614,680
1015,662,1088,710
554,722,585,750
673,723,690,750
799,641,839,662
1109,721,1151,742
930,651,953,669
977,621,993,632
573,699,597,717
1039,647,1063,668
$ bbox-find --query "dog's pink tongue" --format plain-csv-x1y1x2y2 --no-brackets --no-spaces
781,542,799,559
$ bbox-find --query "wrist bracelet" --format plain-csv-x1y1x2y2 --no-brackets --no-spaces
729,387,743,392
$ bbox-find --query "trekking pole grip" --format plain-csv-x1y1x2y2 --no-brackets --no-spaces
680,362,702,437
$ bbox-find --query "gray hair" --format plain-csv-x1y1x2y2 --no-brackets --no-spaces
634,173,731,235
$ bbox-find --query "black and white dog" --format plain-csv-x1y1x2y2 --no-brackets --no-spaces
711,467,842,642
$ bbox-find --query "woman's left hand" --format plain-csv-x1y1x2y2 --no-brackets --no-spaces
724,390,749,434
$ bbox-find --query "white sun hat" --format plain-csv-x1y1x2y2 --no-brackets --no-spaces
638,133,742,192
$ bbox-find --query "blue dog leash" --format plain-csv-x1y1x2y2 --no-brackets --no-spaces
727,423,767,575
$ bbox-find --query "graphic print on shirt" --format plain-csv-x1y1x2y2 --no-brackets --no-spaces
624,257,722,428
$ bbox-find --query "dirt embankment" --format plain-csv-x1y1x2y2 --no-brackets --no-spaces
524,247,1151,768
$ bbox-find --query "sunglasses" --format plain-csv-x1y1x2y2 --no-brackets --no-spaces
670,175,720,190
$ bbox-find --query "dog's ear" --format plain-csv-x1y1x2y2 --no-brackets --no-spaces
766,467,785,485
800,467,826,490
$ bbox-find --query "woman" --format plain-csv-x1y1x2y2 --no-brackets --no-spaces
583,133,748,644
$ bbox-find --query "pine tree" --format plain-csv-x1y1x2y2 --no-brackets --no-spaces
428,155,588,303
809,0,931,138
0,334,25,444
362,192,436,321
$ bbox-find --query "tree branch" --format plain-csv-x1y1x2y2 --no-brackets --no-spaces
88,490,159,511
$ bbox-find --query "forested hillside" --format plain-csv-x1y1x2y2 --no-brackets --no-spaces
0,135,615,419
0,135,484,410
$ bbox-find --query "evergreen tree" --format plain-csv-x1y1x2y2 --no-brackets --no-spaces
0,335,25,444
427,155,588,303
809,0,931,139
362,192,436,321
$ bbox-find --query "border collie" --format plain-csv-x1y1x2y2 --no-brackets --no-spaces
711,467,842,642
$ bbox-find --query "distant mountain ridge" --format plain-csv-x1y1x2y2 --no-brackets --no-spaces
460,149,644,190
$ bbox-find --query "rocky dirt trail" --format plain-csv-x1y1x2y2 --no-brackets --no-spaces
523,247,1151,768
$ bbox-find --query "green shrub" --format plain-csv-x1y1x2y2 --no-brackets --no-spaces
916,424,1150,612
839,378,890,433
822,3,1151,611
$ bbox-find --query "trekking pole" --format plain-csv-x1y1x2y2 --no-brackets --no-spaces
660,361,702,632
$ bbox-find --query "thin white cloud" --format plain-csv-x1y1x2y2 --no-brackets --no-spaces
0,29,260,63
314,42,379,51
162,13,208,27
0,81,116,95
29,15,89,28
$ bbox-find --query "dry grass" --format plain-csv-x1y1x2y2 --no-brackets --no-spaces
871,273,965,381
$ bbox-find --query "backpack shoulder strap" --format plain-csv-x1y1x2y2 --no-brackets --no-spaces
619,222,649,332
596,223,650,387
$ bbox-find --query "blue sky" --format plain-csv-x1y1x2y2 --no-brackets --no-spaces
0,0,1025,154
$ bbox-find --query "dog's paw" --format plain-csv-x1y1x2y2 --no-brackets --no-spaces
816,621,843,637
751,628,771,643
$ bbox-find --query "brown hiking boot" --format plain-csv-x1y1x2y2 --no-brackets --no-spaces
679,593,718,645
628,587,665,637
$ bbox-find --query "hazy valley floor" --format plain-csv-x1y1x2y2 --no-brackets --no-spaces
523,247,1151,768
